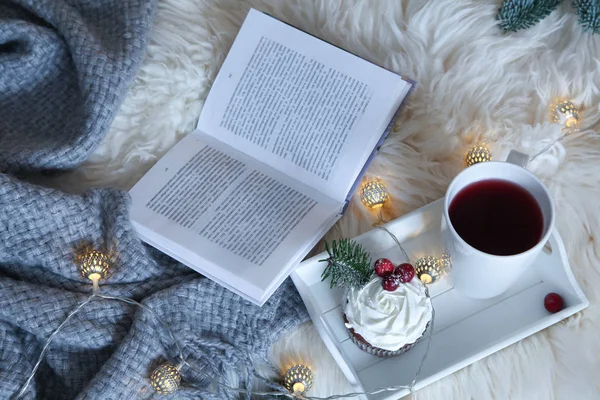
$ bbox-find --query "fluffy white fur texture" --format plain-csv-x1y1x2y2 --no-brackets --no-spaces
49,0,600,398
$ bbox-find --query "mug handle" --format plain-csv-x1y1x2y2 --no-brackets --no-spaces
506,149,529,168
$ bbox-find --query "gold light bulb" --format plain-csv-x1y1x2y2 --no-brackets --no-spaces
360,179,389,225
551,100,579,128
77,249,111,291
283,364,314,395
150,362,181,395
360,179,389,209
415,256,444,284
465,145,492,167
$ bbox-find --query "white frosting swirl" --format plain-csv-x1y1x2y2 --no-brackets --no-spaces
344,277,432,351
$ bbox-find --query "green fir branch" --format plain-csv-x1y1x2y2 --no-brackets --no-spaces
320,239,372,289
498,0,564,32
573,0,600,33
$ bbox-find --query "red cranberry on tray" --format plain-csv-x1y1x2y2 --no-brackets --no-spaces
544,293,564,313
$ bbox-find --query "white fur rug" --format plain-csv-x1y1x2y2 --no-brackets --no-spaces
50,0,600,398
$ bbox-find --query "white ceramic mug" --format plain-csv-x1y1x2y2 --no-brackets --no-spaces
442,152,555,299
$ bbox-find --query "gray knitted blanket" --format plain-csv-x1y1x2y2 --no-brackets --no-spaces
0,1,309,399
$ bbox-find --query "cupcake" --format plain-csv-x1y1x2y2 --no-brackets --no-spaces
343,260,433,357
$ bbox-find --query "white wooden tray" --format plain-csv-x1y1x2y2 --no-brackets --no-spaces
291,199,588,399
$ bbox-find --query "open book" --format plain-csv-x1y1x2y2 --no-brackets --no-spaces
129,9,414,306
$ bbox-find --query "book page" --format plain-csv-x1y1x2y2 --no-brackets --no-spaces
129,131,341,303
198,9,412,203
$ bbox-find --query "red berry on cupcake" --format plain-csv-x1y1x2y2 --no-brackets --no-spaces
395,263,415,283
544,293,564,313
382,275,400,291
374,258,395,277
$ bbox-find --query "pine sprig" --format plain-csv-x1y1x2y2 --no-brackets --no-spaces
498,0,564,32
574,0,600,33
320,239,372,289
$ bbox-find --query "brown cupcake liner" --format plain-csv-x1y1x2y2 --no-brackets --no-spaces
345,316,431,358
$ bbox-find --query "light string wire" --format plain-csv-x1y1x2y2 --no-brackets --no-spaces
15,229,433,400
14,296,96,399
529,122,598,163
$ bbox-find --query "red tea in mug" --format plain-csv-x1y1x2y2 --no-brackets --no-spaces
449,179,543,256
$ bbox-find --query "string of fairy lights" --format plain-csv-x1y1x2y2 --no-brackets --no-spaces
16,229,434,400
14,99,588,399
